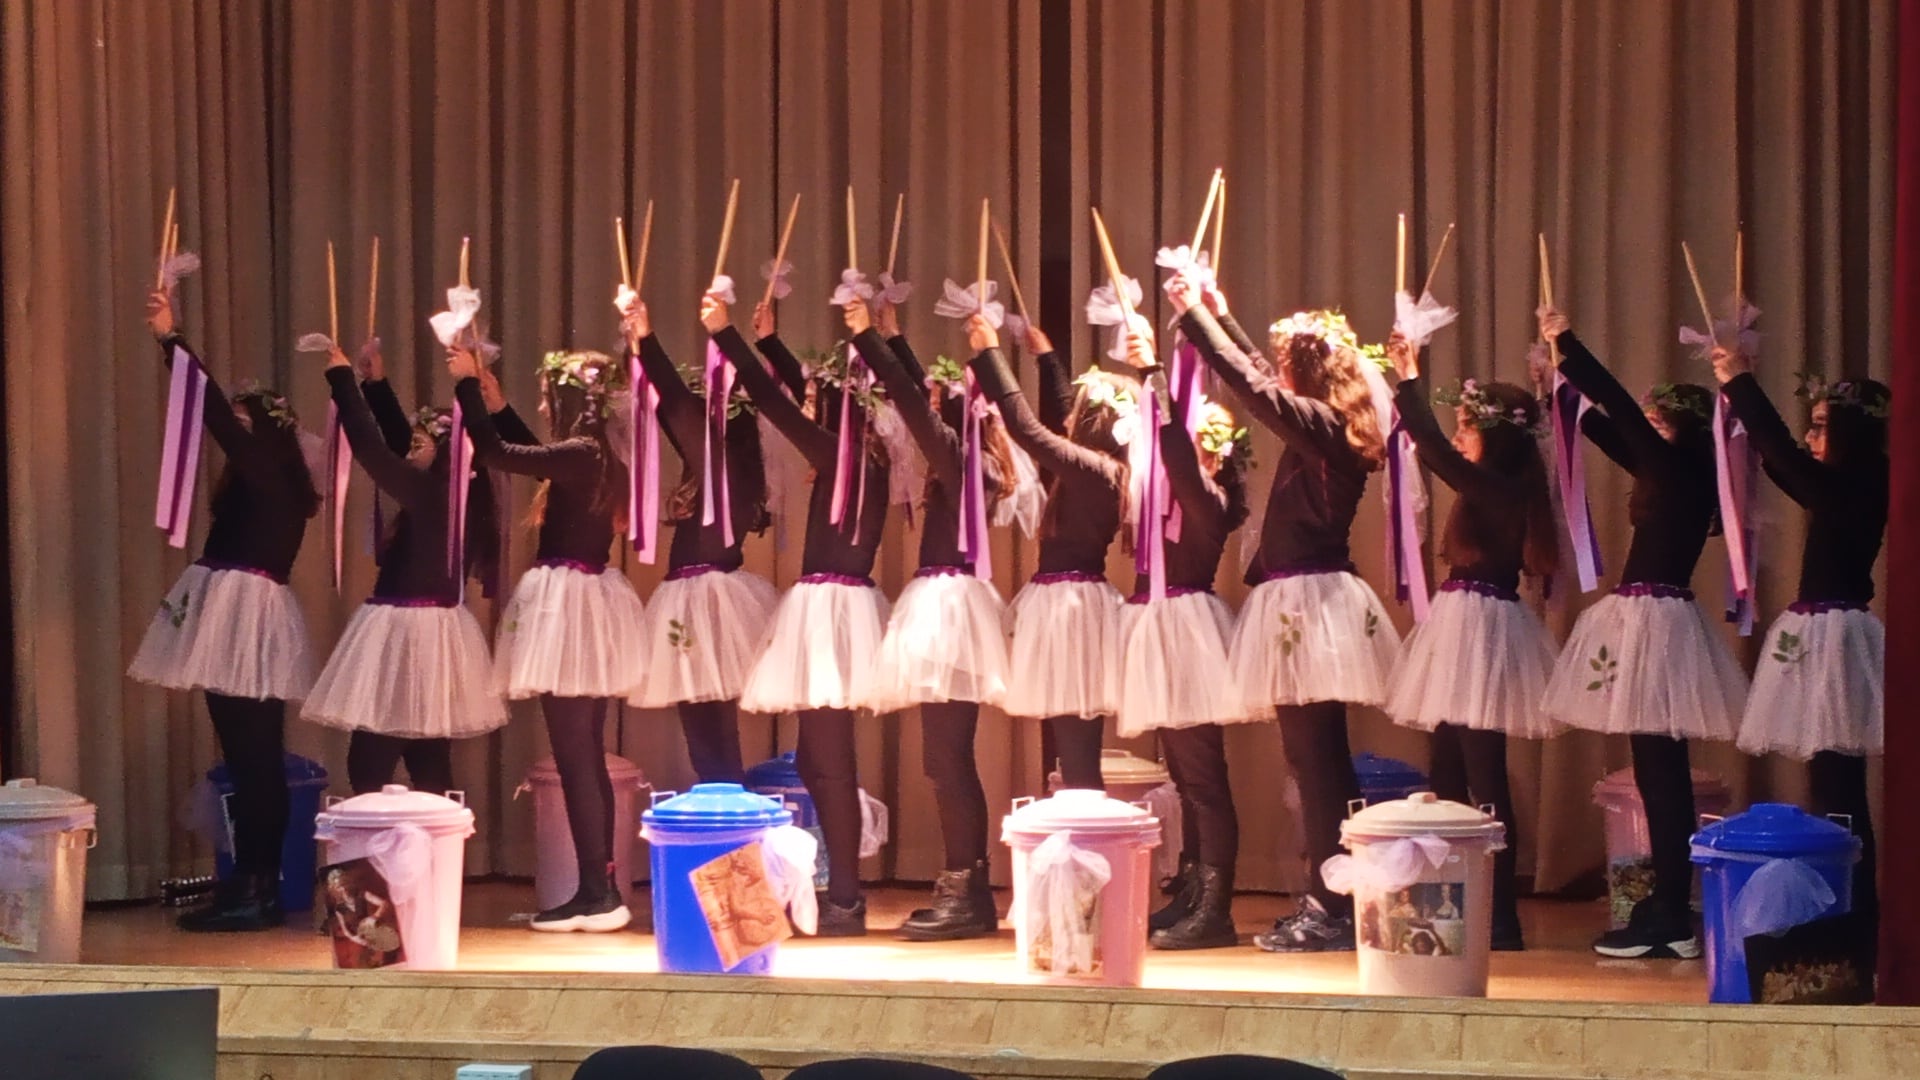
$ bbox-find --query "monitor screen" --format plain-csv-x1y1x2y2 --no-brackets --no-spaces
0,987,218,1080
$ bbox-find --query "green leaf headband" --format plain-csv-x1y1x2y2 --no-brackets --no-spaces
413,406,454,440
674,361,756,421
231,381,297,429
1433,378,1541,432
1795,371,1889,419
1641,383,1711,421
539,350,625,419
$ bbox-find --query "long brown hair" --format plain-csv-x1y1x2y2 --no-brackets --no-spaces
1039,368,1135,539
1440,382,1558,580
1272,332,1386,469
528,352,630,534
931,384,1017,510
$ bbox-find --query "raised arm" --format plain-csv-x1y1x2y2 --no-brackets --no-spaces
156,333,291,492
1552,331,1669,462
1145,371,1226,527
632,333,705,458
1720,372,1827,508
855,327,962,487
1177,306,1349,460
753,332,812,400
325,366,434,508
360,379,416,454
969,345,1118,487
1394,376,1520,498
452,377,600,482
717,325,838,470
1578,407,1637,471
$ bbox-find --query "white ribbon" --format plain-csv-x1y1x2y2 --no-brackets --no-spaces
1154,245,1214,288
875,271,913,306
428,285,482,348
295,332,335,353
931,278,1006,328
351,822,434,961
707,275,737,306
1022,831,1111,977
1085,278,1145,361
992,432,1048,537
760,825,821,935
1141,781,1186,886
857,789,890,860
160,251,203,290
1002,312,1029,341
1678,300,1763,359
1392,290,1460,349
830,268,874,307
760,259,794,301
1692,845,1845,940
1321,834,1453,896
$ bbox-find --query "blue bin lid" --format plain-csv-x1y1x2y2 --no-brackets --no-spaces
744,752,804,788
1352,752,1427,788
1691,802,1860,857
207,753,328,786
643,783,791,829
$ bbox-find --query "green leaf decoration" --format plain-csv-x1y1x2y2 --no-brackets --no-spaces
1587,680,1604,692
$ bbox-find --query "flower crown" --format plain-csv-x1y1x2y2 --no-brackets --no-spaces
1073,369,1139,416
675,361,756,420
413,406,454,441
231,381,296,429
1270,309,1361,352
797,342,889,414
924,355,967,394
539,350,624,418
1433,379,1542,433
1641,383,1712,421
1196,408,1251,463
1795,371,1889,418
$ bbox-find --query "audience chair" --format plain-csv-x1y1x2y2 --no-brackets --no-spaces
1146,1055,1344,1080
573,1045,763,1080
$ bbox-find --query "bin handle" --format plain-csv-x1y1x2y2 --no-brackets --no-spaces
1827,813,1855,833
1479,802,1498,817
444,789,466,807
1010,796,1035,811
1697,812,1726,828
323,794,345,809
650,789,679,806
1346,798,1367,818
511,782,531,801
83,826,98,850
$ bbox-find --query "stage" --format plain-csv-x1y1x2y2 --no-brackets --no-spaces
6,883,1915,1079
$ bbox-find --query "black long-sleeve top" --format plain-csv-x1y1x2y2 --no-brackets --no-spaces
857,328,984,569
716,326,889,577
632,332,768,571
1554,331,1717,590
969,347,1124,575
453,377,615,570
325,366,459,602
1394,375,1533,594
158,334,312,581
1135,371,1232,593
752,332,814,400
1721,373,1886,604
1035,349,1074,436
1179,307,1370,582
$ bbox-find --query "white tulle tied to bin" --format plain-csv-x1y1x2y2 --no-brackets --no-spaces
1321,833,1452,897
1003,790,1161,988
0,779,97,964
759,824,822,936
313,786,475,972
1019,832,1112,978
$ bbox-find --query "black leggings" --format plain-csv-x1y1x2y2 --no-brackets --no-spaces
677,698,747,784
543,695,617,901
1048,715,1105,790
1809,750,1878,926
1277,701,1360,916
1159,724,1238,869
922,700,989,870
1630,733,1697,922
205,692,289,877
1427,723,1521,930
346,732,454,795
795,707,863,905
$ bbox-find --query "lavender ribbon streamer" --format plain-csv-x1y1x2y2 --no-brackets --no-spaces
1714,392,1759,635
829,343,871,540
1551,374,1605,593
445,401,472,599
629,355,661,562
1386,421,1431,623
326,402,352,590
1129,391,1169,601
958,371,994,581
155,343,208,549
1163,339,1208,544
700,339,736,548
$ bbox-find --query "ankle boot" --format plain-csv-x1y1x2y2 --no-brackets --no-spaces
1149,858,1201,934
897,863,997,941
1150,864,1238,950
179,870,284,933
815,893,868,938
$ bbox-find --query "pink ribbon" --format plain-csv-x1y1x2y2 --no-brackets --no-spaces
1163,338,1208,544
701,339,736,548
829,342,871,540
326,403,351,590
155,342,208,549
1386,419,1430,623
958,371,994,581
1551,371,1605,593
445,402,472,598
1129,390,1169,601
629,355,661,562
1714,393,1760,636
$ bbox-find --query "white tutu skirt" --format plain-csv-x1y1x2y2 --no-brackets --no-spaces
1230,569,1401,711
739,576,891,713
1003,573,1124,720
629,565,779,708
1739,604,1883,759
127,563,316,701
857,568,1011,713
1386,582,1561,739
1115,589,1255,737
1540,588,1747,740
302,601,509,738
493,562,648,700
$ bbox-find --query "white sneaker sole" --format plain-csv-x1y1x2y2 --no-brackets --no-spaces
530,905,632,934
1592,935,1701,960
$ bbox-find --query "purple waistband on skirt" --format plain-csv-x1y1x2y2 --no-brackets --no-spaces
368,595,459,609
1441,578,1520,603
1788,599,1870,615
915,565,974,579
665,562,731,582
1127,585,1214,605
797,572,876,589
1261,562,1356,583
1029,570,1107,586
1614,582,1695,601
194,559,288,586
534,557,606,576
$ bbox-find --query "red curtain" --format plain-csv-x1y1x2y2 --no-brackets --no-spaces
1881,0,1920,1006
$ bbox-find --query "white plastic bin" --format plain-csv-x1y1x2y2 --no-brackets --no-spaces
0,779,96,964
314,785,475,971
519,754,647,911
1003,789,1161,988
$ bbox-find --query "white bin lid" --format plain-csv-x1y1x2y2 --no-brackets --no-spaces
0,778,94,823
1341,791,1504,842
525,754,648,788
1098,748,1170,787
316,784,474,832
1003,788,1161,842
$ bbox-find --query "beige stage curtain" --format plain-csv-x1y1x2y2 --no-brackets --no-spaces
1,0,1891,902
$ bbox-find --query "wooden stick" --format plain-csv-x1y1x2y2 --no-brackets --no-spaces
327,240,340,344
977,198,991,310
155,187,177,289
713,179,740,281
992,218,1030,324
1421,222,1456,297
366,236,380,340
1210,178,1226,274
1189,167,1224,254
1538,233,1560,365
1089,207,1134,319
459,236,471,289
635,200,654,293
1734,228,1744,307
763,193,802,308
616,216,632,290
886,193,905,276
167,222,180,268
845,185,858,270
1681,241,1716,337
1396,213,1408,294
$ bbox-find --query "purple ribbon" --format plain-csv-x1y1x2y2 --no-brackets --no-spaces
1385,419,1430,623
1615,581,1694,601
1262,562,1356,583
326,402,352,590
1031,570,1107,586
702,339,737,548
1127,585,1212,604
1130,386,1169,601
797,571,875,589
369,594,458,609
957,371,994,581
1440,577,1520,604
155,342,208,549
829,342,870,540
1163,339,1209,544
1552,374,1605,593
445,400,472,598
534,557,603,576
630,353,661,562
1788,600,1868,615
1714,392,1760,636
916,564,973,579
194,559,288,586
666,562,728,582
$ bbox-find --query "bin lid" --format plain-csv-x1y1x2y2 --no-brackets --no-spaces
525,754,647,788
0,778,92,822
315,785,474,830
1352,752,1427,790
208,752,328,787
1099,748,1170,787
1593,767,1728,806
744,752,804,789
642,783,791,829
1341,792,1505,841
1003,788,1162,841
1691,802,1860,858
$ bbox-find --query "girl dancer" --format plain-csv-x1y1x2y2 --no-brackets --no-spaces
1166,271,1400,954
618,291,775,786
303,346,508,795
708,290,891,936
448,342,645,933
844,295,1014,941
130,289,320,932
1712,345,1886,944
1535,308,1747,958
1109,319,1254,951
964,315,1131,792
1382,338,1561,951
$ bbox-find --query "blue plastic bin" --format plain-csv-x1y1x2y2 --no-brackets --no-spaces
745,753,828,888
209,753,329,912
641,783,792,975
1691,803,1860,1003
1353,753,1428,805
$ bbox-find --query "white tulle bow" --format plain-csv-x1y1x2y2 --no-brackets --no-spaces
1086,277,1146,360
428,285,482,348
932,278,1006,328
1393,290,1460,349
707,275,737,306
760,259,794,301
830,268,874,307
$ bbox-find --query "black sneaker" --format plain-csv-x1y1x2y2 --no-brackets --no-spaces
178,873,284,933
530,876,631,933
815,894,868,938
1592,903,1699,959
1252,895,1354,953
